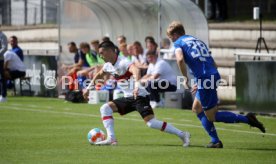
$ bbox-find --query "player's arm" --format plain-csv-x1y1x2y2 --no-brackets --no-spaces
175,48,187,77
134,61,148,69
175,48,189,89
208,51,218,68
73,59,84,68
86,65,97,72
88,68,106,89
128,64,141,82
67,58,84,70
128,64,141,98
83,68,107,99
214,61,218,68
3,60,9,70
3,60,11,79
140,74,160,83
148,73,160,80
212,58,218,68
3,52,10,70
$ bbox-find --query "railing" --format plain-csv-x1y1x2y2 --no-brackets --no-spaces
1,0,58,26
235,52,276,61
159,49,175,60
23,49,59,56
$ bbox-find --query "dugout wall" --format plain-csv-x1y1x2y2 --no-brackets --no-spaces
236,61,276,114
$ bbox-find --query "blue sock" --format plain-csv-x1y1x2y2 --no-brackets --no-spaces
77,76,87,90
215,111,249,123
197,112,220,143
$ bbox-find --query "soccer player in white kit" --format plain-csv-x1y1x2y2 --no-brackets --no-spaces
83,41,190,147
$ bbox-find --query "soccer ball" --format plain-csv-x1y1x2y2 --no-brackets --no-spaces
87,128,106,144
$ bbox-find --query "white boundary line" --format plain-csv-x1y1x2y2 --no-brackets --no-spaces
1,105,276,137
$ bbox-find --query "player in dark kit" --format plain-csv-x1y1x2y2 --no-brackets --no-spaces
83,41,190,146
167,21,265,148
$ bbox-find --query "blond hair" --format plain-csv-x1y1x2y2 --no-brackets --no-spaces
166,21,185,37
91,39,99,45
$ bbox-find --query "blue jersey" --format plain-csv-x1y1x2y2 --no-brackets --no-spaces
74,49,90,67
12,46,24,61
174,35,219,79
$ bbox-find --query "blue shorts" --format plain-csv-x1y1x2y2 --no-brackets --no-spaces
195,73,220,110
195,88,218,110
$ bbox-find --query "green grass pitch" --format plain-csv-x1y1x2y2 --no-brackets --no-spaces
0,97,276,163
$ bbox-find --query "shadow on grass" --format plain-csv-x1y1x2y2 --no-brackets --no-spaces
236,148,276,151
123,143,204,148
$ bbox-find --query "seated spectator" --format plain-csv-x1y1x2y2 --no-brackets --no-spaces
62,42,89,75
9,35,24,61
117,35,126,45
91,39,100,55
61,42,89,91
161,38,171,49
160,38,175,59
145,39,158,55
132,41,148,76
3,51,26,98
144,36,156,55
141,50,177,108
119,43,132,61
145,36,155,45
3,50,26,80
127,43,134,57
102,36,120,56
77,42,104,89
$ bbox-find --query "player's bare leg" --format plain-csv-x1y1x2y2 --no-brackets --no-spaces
95,102,118,145
143,114,190,147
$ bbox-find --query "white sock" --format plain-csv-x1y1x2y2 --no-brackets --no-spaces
100,104,115,140
146,118,184,137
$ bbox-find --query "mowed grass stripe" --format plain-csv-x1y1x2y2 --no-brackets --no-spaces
1,104,276,137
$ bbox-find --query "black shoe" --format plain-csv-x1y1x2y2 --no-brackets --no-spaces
206,141,223,148
246,113,266,133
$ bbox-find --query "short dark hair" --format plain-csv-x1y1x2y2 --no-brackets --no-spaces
102,36,110,42
145,36,155,43
10,35,18,41
67,41,76,47
99,41,115,52
133,41,142,47
147,39,157,47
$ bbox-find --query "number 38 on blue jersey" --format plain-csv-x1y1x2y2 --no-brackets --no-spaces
174,35,219,79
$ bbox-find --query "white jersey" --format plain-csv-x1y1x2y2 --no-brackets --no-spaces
131,54,146,64
4,50,26,72
103,56,149,98
147,58,177,85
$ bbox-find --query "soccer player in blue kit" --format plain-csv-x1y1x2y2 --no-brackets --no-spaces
167,21,265,148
